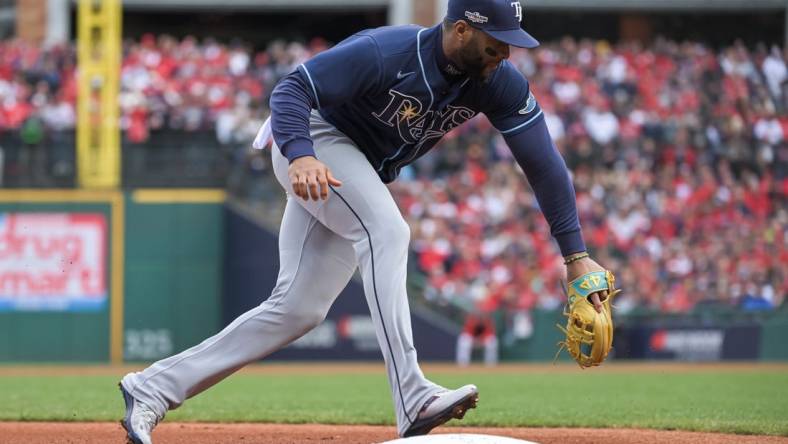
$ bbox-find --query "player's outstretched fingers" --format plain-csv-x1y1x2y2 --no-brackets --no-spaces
298,177,309,200
316,170,329,200
326,170,342,187
288,157,337,201
289,173,303,200
300,175,309,200
307,173,320,201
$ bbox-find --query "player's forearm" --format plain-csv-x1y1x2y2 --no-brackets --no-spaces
503,118,586,256
270,71,317,162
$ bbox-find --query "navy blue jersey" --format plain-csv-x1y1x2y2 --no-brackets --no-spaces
269,23,586,256
294,24,542,182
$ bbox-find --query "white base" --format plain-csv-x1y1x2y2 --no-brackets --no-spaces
381,434,539,444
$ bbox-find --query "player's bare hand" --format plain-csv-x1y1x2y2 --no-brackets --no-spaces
288,156,342,201
566,256,608,313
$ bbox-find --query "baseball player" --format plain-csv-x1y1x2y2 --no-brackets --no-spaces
120,1,613,443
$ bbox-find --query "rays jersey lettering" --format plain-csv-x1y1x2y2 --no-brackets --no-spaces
373,90,475,146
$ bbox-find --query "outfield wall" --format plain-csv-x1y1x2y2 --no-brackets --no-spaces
0,192,115,361
122,190,225,362
0,189,224,363
499,308,788,362
1,189,785,363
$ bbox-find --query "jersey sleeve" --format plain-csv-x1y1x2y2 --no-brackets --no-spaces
269,72,318,162
297,34,384,108
503,119,586,256
482,62,544,137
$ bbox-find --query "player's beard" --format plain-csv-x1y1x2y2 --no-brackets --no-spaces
456,43,487,80
456,38,496,81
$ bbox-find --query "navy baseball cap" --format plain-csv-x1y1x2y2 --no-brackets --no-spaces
446,0,539,48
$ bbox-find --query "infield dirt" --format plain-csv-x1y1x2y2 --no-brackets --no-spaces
2,422,788,444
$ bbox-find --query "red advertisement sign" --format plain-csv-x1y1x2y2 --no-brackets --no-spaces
0,213,108,311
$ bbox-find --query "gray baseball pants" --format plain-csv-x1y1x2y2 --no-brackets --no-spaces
122,112,441,436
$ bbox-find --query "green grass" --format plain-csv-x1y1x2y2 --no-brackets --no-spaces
1,368,787,436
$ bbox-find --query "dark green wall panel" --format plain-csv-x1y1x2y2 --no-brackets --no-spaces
760,313,788,360
123,198,223,362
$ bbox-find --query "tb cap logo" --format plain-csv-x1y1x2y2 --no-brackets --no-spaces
511,1,523,22
446,0,539,48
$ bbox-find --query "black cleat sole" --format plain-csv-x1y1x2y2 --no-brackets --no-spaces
403,391,479,437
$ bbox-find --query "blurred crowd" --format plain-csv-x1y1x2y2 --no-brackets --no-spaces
0,34,328,143
0,40,76,133
0,34,785,319
391,38,787,321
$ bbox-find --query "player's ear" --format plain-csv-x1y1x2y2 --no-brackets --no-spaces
453,19,472,42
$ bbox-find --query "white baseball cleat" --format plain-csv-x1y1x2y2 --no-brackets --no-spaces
403,384,479,437
119,381,161,444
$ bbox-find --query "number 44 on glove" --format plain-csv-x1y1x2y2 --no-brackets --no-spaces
555,270,621,368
